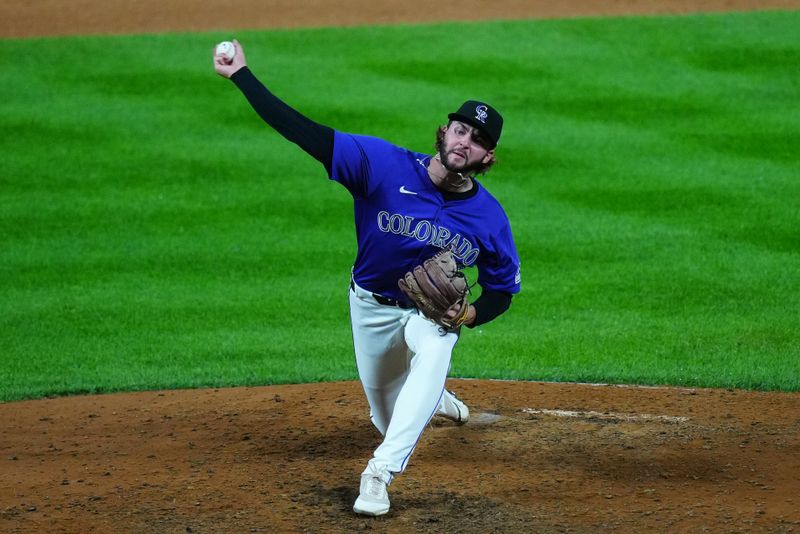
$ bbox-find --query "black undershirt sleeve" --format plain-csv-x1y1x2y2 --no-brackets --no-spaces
230,67,334,174
469,288,512,328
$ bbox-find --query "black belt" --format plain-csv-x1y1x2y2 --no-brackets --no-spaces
373,294,414,308
351,280,414,309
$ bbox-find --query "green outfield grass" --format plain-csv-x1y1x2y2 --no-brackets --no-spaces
2,11,799,401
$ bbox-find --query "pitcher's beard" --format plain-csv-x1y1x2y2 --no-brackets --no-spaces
437,146,482,176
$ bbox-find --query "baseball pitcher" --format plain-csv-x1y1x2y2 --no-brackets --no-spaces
214,40,521,516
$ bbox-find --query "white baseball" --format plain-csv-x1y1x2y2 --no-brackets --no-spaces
215,41,236,62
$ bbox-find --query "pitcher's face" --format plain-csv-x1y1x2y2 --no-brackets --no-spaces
438,121,495,174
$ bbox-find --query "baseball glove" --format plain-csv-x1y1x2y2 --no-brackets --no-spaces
398,250,470,330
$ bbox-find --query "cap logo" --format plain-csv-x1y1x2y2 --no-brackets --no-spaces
475,105,488,124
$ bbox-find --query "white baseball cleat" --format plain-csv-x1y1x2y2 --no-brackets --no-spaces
353,464,391,516
436,389,470,424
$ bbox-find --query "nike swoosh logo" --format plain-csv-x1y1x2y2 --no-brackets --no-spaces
399,186,418,195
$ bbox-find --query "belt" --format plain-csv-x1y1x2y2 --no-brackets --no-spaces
350,280,414,309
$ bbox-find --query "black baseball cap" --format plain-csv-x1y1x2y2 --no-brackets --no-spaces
448,100,503,148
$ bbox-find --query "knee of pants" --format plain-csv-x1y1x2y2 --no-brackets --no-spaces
370,412,388,436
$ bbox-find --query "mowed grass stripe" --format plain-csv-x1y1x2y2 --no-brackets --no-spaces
1,11,798,401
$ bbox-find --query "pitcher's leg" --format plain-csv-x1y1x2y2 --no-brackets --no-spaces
368,315,459,474
349,286,413,435
357,344,409,435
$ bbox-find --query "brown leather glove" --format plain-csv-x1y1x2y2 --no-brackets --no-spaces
398,250,470,330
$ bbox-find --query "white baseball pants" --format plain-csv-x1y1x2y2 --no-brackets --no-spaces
349,281,459,479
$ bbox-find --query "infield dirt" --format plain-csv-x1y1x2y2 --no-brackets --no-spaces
2,1,800,533
1,0,799,37
2,381,799,533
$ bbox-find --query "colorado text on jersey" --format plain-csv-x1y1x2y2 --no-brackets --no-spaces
376,210,480,265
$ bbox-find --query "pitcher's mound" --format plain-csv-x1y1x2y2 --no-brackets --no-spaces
2,379,799,532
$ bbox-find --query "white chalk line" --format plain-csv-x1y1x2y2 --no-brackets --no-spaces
522,408,689,423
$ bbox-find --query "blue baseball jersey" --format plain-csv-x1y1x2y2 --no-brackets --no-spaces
331,131,521,302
